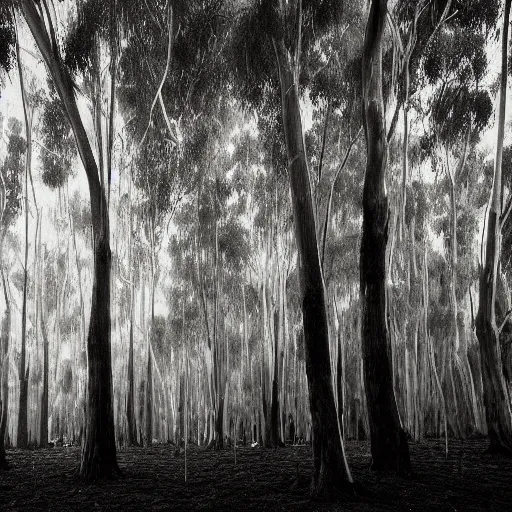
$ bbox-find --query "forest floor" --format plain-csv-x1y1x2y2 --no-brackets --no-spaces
0,438,511,511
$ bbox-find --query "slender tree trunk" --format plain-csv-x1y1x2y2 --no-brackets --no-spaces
19,1,120,478
39,246,49,448
126,173,138,446
16,33,31,450
270,309,280,447
360,0,412,474
126,177,137,446
0,267,10,468
213,201,224,450
336,327,344,434
145,222,159,447
145,337,153,446
273,19,353,495
475,0,512,455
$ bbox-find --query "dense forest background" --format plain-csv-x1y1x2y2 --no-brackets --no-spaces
1,0,512,506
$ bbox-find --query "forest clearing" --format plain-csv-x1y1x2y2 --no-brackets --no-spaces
2,440,512,511
2,0,512,509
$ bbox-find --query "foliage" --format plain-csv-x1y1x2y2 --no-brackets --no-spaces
0,5,15,74
40,93,76,189
218,219,250,272
229,0,357,107
1,117,24,228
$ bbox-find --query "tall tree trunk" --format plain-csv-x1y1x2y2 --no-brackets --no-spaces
69,192,86,444
15,28,33,448
126,176,137,446
213,198,223,450
20,1,120,478
39,242,49,448
16,33,31,450
272,16,353,496
475,0,512,455
145,336,153,446
0,267,10,469
360,0,412,474
336,327,344,435
80,217,118,478
270,309,280,447
145,224,159,447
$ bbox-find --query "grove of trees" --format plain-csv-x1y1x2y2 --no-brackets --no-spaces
1,0,512,504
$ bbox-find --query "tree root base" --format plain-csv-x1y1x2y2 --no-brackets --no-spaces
79,464,123,482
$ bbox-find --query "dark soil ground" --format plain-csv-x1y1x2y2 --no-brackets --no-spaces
0,439,511,511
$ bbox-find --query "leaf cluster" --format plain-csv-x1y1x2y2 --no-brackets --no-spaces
1,117,25,227
40,93,76,188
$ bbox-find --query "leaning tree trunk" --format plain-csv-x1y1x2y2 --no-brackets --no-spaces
475,0,512,456
20,0,120,479
273,29,353,497
360,0,412,474
16,35,31,450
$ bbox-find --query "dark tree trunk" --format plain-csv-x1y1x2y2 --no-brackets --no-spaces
336,330,344,431
360,0,412,474
475,0,512,456
476,215,512,454
261,357,269,447
16,33,31,451
270,311,280,447
80,231,120,479
273,32,353,497
0,415,6,470
17,200,29,450
214,380,225,450
39,301,49,448
126,317,137,446
20,0,120,479
176,372,184,449
476,213,512,454
145,347,153,447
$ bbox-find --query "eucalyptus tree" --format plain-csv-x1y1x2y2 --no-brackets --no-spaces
0,117,24,468
420,19,493,437
36,86,78,447
0,0,122,478
243,130,293,448
359,0,500,470
476,0,512,455
197,119,246,450
303,69,366,443
0,9,16,468
360,0,413,475
231,0,360,496
14,21,34,449
132,135,185,446
115,180,139,446
14,24,50,450
117,0,234,451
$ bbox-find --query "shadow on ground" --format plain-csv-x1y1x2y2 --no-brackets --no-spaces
0,439,510,511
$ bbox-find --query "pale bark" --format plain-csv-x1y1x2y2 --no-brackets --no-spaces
475,0,512,455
